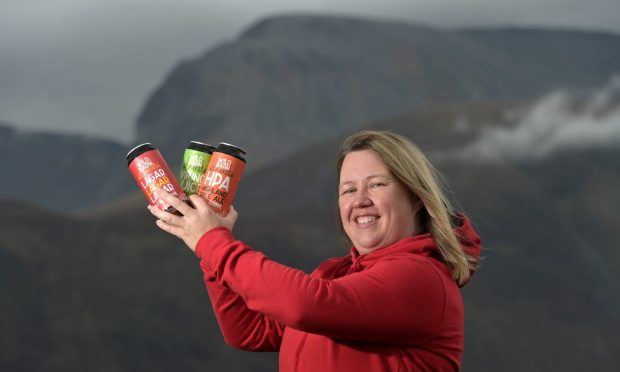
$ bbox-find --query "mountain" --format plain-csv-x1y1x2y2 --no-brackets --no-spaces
1,96,619,371
0,124,134,211
136,14,620,168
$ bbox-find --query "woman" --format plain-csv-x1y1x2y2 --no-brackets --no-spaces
148,130,482,371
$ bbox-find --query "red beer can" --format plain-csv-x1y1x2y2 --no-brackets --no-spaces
127,143,188,214
198,142,246,216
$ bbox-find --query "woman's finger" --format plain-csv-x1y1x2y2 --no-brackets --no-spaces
148,205,183,227
188,194,208,210
155,189,194,216
155,219,185,238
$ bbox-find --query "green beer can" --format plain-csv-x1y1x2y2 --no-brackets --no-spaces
179,141,216,195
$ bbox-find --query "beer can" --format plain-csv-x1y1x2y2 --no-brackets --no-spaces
198,142,246,216
179,141,216,195
127,143,188,214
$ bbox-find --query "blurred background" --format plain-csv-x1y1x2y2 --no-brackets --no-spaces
1,1,619,371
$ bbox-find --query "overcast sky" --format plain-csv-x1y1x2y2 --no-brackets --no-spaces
1,0,619,143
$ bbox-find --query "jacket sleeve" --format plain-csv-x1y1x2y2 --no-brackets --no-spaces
196,227,448,346
200,260,285,351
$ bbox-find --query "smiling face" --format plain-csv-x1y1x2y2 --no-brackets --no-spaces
338,149,422,255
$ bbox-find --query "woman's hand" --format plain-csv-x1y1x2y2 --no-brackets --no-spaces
147,190,238,252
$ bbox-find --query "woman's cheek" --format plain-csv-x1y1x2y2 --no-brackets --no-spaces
338,200,350,223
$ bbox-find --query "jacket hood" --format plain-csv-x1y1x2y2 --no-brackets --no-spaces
349,214,482,287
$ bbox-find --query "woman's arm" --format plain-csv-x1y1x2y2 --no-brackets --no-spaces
201,262,285,351
198,228,447,346
148,192,285,351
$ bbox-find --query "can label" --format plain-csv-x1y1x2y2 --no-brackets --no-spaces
198,152,244,216
128,148,188,212
179,148,212,195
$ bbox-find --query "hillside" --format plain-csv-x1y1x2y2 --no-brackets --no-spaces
0,124,134,211
0,200,279,371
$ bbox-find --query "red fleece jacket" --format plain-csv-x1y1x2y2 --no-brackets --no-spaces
195,216,482,371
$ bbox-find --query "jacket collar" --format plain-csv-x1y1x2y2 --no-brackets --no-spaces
348,214,482,286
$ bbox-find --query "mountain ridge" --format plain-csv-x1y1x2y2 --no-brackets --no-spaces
136,14,620,169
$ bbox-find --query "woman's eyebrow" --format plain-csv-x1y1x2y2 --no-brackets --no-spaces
339,174,391,187
367,174,391,180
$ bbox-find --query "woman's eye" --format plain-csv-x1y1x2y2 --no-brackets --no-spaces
341,188,355,196
370,182,386,189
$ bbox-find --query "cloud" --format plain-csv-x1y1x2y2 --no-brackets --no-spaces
450,75,620,162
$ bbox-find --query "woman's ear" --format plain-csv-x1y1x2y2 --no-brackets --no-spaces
409,193,423,215
410,195,429,233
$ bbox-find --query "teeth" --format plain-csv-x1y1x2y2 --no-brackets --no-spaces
356,216,378,224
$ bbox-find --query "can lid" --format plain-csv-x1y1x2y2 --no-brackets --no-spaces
126,143,155,165
188,141,216,154
216,142,247,163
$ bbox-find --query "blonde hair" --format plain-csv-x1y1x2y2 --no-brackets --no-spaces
336,130,477,285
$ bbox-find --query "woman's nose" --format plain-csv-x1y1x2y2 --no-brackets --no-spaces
352,191,373,208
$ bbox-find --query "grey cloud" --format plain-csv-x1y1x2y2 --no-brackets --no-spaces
447,76,620,162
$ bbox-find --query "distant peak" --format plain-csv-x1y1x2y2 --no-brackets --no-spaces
239,13,433,42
